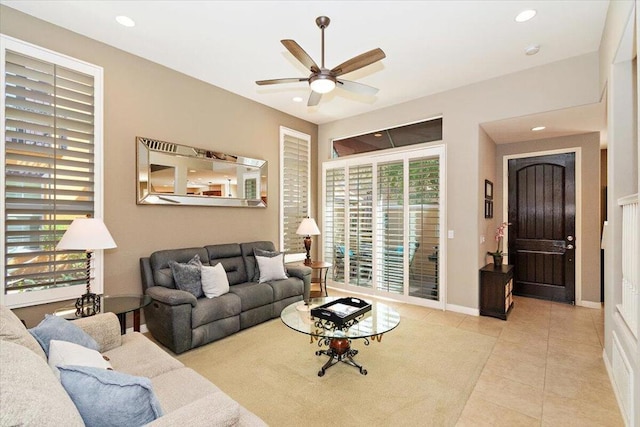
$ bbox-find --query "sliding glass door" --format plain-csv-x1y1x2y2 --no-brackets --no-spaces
322,146,444,307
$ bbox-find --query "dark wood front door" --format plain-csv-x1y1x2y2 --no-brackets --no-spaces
508,153,575,303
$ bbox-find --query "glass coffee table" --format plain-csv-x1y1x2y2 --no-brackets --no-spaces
55,294,151,334
281,297,400,376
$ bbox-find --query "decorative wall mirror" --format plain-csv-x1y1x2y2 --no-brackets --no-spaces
137,137,267,207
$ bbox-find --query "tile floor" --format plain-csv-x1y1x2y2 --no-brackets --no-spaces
331,289,623,426
453,296,622,426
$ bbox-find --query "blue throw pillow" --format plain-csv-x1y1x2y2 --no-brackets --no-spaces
58,365,163,427
29,314,99,356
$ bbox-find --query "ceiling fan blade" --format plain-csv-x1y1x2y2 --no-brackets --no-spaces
281,40,320,73
256,77,308,86
308,91,322,107
331,48,386,77
337,79,379,96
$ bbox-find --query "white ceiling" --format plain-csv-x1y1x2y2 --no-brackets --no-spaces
1,0,610,143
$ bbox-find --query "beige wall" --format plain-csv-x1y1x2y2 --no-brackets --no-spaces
495,132,602,303
478,127,497,270
1,6,318,326
318,53,601,310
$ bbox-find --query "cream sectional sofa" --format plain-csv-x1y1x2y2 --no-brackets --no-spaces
0,305,266,426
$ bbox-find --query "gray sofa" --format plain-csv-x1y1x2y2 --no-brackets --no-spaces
140,241,311,354
0,305,266,426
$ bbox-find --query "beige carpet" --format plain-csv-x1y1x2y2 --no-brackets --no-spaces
176,314,495,426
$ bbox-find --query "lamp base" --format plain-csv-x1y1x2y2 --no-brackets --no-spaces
75,292,101,317
303,235,312,265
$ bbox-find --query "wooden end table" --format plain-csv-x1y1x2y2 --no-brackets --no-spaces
304,261,332,297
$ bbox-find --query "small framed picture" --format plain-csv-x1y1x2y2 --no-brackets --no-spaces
484,200,493,218
484,180,493,200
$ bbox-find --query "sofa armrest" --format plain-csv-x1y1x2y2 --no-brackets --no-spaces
72,312,122,352
286,265,312,303
146,393,242,427
146,286,198,307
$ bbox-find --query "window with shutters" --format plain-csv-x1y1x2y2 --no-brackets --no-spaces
322,145,444,307
1,35,104,308
279,127,311,262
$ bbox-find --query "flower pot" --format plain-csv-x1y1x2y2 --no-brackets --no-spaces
492,254,503,266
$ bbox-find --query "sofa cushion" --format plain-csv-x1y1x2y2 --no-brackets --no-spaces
205,243,248,285
254,248,288,283
228,281,274,311
201,262,230,298
146,393,241,427
104,332,184,379
240,241,276,282
266,276,305,301
191,292,241,329
48,339,112,379
0,304,46,360
29,314,99,356
150,367,221,413
149,248,209,289
59,365,163,427
0,340,84,427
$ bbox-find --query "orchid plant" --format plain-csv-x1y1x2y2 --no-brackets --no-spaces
488,222,510,256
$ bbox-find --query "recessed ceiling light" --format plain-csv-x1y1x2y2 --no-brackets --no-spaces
292,96,303,103
531,126,546,131
374,133,382,137
515,9,536,23
115,15,135,27
524,44,540,56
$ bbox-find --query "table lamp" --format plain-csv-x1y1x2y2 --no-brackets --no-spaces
296,217,321,265
56,217,117,317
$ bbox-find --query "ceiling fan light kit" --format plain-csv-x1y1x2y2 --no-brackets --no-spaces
256,16,385,106
309,74,336,94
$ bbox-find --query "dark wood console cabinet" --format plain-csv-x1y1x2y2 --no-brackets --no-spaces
479,264,514,320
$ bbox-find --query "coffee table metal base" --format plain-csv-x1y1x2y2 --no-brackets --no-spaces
315,338,367,376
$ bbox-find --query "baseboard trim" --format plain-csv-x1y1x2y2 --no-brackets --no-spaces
577,300,602,309
446,303,479,316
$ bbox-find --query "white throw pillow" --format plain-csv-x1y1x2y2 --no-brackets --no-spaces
255,253,288,283
201,263,230,298
48,339,112,379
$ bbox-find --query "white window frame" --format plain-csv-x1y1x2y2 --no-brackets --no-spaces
0,34,104,308
279,126,311,263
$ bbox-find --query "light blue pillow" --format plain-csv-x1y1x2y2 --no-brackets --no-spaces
58,365,163,427
29,314,99,356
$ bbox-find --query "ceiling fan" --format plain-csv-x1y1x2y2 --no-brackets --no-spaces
256,16,386,107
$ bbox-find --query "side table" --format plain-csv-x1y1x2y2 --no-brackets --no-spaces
55,294,151,334
304,261,332,297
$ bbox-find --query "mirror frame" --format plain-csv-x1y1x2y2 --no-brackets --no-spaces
136,136,267,207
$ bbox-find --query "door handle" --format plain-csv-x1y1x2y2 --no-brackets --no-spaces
567,244,574,250
567,235,574,241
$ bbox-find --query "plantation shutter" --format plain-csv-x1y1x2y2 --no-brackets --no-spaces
4,49,96,294
324,167,345,280
376,160,405,293
348,164,373,288
408,156,440,300
281,130,310,255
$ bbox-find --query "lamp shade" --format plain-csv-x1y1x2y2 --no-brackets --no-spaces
296,217,321,236
56,218,117,250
